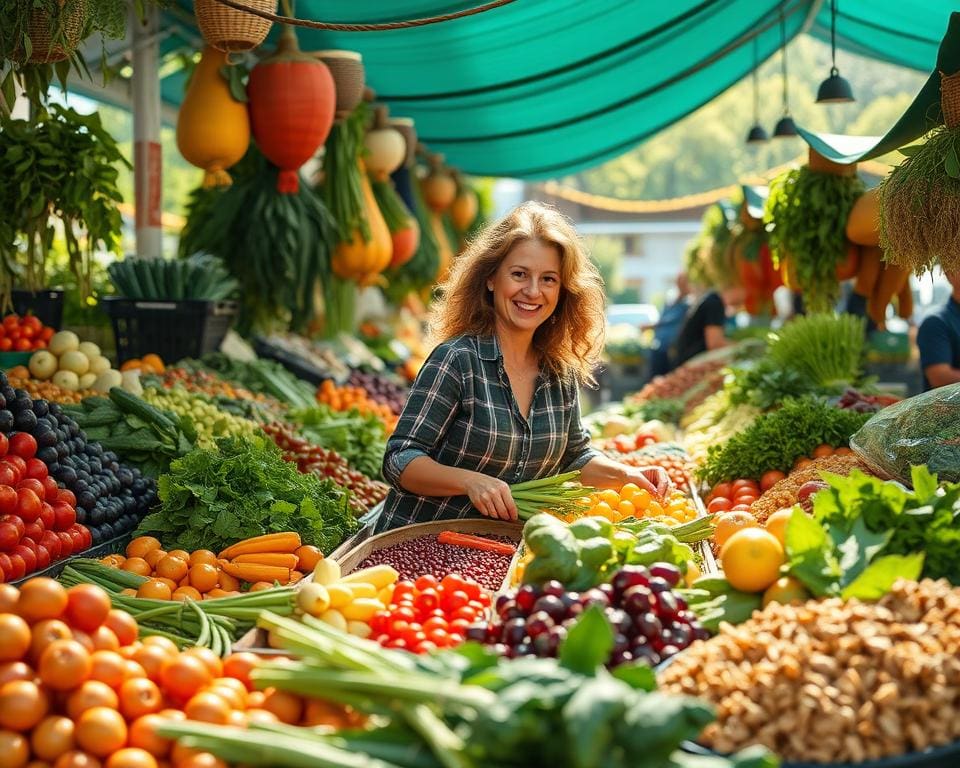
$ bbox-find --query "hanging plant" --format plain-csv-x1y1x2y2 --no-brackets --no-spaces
763,150,865,312
176,46,250,188
0,104,127,307
366,106,419,269
727,204,769,315
247,24,335,194
179,146,336,334
879,71,960,275
693,201,738,290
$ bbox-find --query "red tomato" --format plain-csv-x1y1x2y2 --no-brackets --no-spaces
13,338,30,352
40,531,62,562
13,542,37,573
56,489,77,508
2,315,17,329
9,434,36,460
0,515,24,539
39,502,55,530
42,476,58,500
53,502,76,531
0,339,11,352
18,324,36,339
0,465,17,487
0,552,11,580
709,482,733,501
34,339,46,349
22,316,41,332
25,459,47,481
5,456,26,480
40,327,54,342
58,531,75,558
34,543,50,570
0,434,9,459
733,494,757,506
22,520,44,541
6,328,19,342
0,521,20,550
708,497,732,514
0,487,16,517
18,478,45,501
732,478,760,493
16,488,42,523
7,553,25,580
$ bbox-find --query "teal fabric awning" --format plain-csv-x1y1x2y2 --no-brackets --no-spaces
71,1,960,178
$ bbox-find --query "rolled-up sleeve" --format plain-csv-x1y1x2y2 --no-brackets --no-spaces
561,384,601,471
382,344,463,488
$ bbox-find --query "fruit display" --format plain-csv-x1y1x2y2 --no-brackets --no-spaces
316,379,399,433
660,579,960,764
604,442,694,494
151,365,274,406
0,577,359,766
0,313,55,352
28,332,138,395
118,353,166,376
575,484,697,525
356,532,517,591
473,563,709,667
6,372,98,404
628,356,729,406
345,369,407,415
141,386,260,447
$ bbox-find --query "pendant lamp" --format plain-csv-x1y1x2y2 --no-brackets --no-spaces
816,0,854,103
746,38,768,144
773,6,798,137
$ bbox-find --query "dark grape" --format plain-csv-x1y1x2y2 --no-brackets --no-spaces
542,580,565,598
656,591,681,621
622,585,654,616
502,618,528,647
648,576,672,594
525,611,554,638
532,595,566,622
579,588,610,609
635,612,662,639
515,584,538,613
649,563,682,587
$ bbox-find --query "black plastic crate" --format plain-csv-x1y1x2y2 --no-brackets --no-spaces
102,298,238,364
11,289,65,328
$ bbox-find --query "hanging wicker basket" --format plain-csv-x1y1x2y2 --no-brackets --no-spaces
194,0,275,53
314,50,365,118
13,0,88,64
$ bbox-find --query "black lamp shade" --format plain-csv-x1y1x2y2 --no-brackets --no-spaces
816,69,855,103
746,123,769,144
773,115,798,137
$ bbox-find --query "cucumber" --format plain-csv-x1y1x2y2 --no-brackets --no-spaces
109,387,178,432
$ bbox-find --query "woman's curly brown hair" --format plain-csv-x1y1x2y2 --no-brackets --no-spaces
428,201,606,385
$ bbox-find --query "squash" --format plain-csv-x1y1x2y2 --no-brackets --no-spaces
247,27,336,194
364,106,407,181
176,46,250,188
389,219,420,269
846,188,881,246
331,159,392,286
450,185,478,232
421,156,457,213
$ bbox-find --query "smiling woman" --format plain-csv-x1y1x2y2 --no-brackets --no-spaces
375,201,673,532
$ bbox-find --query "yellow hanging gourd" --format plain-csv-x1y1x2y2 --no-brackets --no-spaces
331,159,393,287
176,46,250,188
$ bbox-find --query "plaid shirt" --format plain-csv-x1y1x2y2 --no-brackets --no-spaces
377,335,599,531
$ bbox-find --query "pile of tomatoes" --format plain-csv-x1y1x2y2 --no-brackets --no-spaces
0,577,359,768
0,432,89,582
705,475,779,515
369,573,492,654
0,315,55,353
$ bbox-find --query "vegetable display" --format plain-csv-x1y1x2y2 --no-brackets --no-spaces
108,253,239,301
134,435,357,555
287,404,388,480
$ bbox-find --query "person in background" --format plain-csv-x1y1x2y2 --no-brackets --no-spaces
672,283,744,367
646,272,691,378
917,269,960,390
376,201,671,532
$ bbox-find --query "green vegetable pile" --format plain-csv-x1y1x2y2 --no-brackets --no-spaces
135,435,358,555
808,466,960,585
161,608,777,768
623,398,685,425
179,353,317,410
288,404,387,480
63,388,197,478
763,165,864,312
142,386,259,448
697,397,872,485
765,313,866,390
522,514,711,590
108,253,239,301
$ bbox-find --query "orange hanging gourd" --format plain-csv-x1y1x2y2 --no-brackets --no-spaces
247,26,335,194
331,159,393,286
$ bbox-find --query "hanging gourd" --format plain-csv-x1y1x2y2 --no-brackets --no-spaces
247,26,335,194
176,46,250,188
763,148,865,312
319,104,392,290
420,157,458,283
450,175,479,233
366,107,420,269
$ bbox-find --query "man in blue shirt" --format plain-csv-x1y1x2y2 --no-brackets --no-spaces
647,272,691,377
917,270,960,390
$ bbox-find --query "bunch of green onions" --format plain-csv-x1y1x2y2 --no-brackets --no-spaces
509,471,595,520
59,559,297,656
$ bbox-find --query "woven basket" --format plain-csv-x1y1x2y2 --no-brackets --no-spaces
194,0,275,53
389,117,417,168
16,0,87,64
808,147,857,176
315,50,365,117
941,70,960,129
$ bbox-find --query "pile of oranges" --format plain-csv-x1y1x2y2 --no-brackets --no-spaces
0,577,359,768
573,485,699,525
316,380,399,433
100,536,320,601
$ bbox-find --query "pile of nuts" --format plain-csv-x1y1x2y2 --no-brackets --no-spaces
659,579,960,763
749,453,868,524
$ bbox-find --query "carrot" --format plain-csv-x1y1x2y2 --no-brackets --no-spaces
845,188,880,246
220,561,292,584
869,263,910,329
230,553,300,569
853,245,883,298
897,279,914,320
437,531,516,555
218,532,302,560
835,243,860,282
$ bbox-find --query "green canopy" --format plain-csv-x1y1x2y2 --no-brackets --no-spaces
73,1,960,178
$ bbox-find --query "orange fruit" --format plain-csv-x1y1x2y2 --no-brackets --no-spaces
30,715,75,761
166,551,190,563
615,500,635,519
182,648,222,679
75,707,127,758
216,572,239,592
713,510,758,549
141,354,164,374
187,565,218,594
0,730,28,767
136,581,172,602
65,680,118,721
143,550,167,569
121,558,152,577
128,714,172,758
16,578,68,624
764,508,794,547
126,537,162,560
171,587,202,603
0,614,31,662
720,528,785,593
89,650,127,689
104,747,158,768
294,545,322,572
0,679,49,731
118,678,163,720
590,501,615,522
762,576,811,607
182,691,231,725
38,640,92,691
54,752,103,768
159,656,212,704
154,557,188,583
104,612,137,649
261,689,303,725
0,583,18,613
221,653,258,691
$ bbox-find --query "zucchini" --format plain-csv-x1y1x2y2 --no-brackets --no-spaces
109,387,178,432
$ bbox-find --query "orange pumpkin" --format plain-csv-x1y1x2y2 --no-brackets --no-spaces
331,160,393,286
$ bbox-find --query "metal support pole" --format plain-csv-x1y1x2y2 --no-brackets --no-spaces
131,3,163,259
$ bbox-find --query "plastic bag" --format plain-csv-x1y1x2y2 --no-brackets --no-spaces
850,383,960,485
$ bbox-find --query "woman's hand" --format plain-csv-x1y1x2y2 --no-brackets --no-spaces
463,472,518,521
623,465,672,499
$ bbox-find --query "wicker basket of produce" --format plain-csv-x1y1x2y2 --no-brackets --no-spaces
194,0,275,52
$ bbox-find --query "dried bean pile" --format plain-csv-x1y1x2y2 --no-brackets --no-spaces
358,534,516,591
659,579,960,763
750,453,869,523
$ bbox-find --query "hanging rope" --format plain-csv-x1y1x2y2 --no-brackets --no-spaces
206,0,517,32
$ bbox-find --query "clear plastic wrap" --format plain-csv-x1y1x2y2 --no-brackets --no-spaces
850,383,960,485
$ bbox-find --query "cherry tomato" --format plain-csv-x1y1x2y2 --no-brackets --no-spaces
56,489,77,507
6,456,26,480
16,488,42,523
25,459,48,481
14,338,30,352
18,478,45,502
9,434,37,460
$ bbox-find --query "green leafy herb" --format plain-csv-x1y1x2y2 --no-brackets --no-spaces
289,404,387,480
136,434,358,554
765,313,866,390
